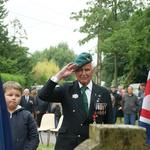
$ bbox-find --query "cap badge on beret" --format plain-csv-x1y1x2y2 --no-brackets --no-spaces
86,58,90,61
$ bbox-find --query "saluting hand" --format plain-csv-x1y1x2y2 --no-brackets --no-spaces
55,63,77,80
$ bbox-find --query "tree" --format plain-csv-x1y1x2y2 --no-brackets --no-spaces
0,1,33,86
0,0,18,74
71,0,112,84
0,0,9,56
1,73,26,86
43,43,76,68
32,60,60,84
71,0,141,85
31,42,76,68
9,18,28,45
102,7,150,86
124,7,150,84
101,27,131,86
31,43,76,82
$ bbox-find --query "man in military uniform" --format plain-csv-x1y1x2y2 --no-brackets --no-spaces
38,52,113,150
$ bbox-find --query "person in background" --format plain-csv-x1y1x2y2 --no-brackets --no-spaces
138,83,146,116
30,88,38,119
30,88,49,127
117,85,123,95
110,92,115,123
122,86,139,125
3,81,39,150
110,86,122,123
38,52,113,150
117,88,126,123
51,103,62,127
20,88,35,115
121,88,126,97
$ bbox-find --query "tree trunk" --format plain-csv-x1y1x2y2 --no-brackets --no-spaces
114,53,118,87
96,34,101,85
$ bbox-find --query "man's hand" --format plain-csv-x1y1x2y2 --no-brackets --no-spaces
55,63,78,80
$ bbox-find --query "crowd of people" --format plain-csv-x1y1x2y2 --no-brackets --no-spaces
109,83,146,125
19,87,62,128
2,52,146,150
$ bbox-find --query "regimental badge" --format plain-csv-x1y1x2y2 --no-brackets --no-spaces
72,94,79,99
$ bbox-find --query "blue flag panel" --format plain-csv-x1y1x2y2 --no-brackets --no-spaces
0,77,14,150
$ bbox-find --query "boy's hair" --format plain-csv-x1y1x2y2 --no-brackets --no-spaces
3,81,22,94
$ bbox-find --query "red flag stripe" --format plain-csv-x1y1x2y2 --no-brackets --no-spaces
141,108,150,119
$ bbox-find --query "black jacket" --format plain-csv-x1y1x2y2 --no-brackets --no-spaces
20,96,35,113
9,107,39,150
39,79,113,150
34,96,49,113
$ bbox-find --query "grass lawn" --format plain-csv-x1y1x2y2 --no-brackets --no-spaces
37,144,54,150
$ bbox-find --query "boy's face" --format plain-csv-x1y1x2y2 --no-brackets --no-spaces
5,88,22,112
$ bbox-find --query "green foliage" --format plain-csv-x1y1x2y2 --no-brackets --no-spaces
71,0,138,45
30,51,44,67
31,42,76,68
1,44,32,73
0,57,18,73
71,0,141,86
31,43,76,82
32,59,60,84
71,1,112,44
37,144,54,150
0,1,33,87
101,27,131,54
0,0,10,54
0,44,33,86
71,0,150,86
124,7,150,84
102,7,150,86
1,73,26,86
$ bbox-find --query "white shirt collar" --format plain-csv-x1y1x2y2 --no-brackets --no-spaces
78,80,93,91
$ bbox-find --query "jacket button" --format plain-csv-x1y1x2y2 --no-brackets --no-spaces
77,135,80,137
73,109,75,112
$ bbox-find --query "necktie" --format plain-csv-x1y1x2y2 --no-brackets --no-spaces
81,86,88,115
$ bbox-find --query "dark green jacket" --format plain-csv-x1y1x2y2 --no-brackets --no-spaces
39,79,113,150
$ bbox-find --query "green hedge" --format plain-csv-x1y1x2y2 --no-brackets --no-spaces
1,73,26,86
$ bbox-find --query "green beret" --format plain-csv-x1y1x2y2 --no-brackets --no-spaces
74,52,92,68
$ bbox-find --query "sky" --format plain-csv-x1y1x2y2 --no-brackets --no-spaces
5,0,97,55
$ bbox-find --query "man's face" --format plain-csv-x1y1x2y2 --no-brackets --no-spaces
24,89,30,96
140,85,145,91
127,86,133,95
111,87,116,93
75,63,93,86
